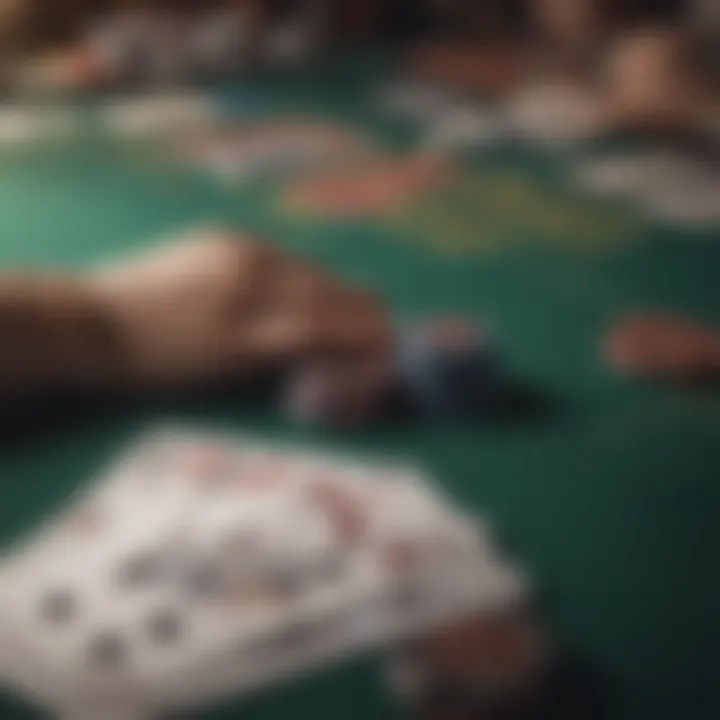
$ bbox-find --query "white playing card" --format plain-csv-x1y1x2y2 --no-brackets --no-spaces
0,426,529,718
0,106,78,147
424,105,505,154
102,93,219,139
573,150,720,228
506,82,603,145
574,154,659,198
634,158,720,227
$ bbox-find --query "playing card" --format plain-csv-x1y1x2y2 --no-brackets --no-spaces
633,158,720,227
0,106,78,148
506,82,603,145
0,426,528,718
424,105,505,153
176,122,372,185
102,93,219,139
574,154,659,198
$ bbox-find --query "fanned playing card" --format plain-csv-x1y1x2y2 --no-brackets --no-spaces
0,426,528,719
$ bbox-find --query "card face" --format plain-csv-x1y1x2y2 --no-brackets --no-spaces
0,426,527,715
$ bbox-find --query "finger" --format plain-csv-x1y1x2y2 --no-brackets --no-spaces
296,284,391,359
236,296,391,364
272,260,345,314
222,237,291,319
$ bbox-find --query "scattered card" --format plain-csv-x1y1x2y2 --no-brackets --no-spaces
506,82,604,145
0,106,78,147
175,120,372,185
424,105,505,154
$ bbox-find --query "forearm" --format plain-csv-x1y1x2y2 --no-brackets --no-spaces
0,273,123,394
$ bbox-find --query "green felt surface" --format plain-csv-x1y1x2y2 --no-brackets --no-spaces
0,60,719,720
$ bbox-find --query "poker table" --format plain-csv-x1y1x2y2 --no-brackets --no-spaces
0,56,719,720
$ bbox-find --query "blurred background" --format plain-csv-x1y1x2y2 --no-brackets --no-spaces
0,2,718,720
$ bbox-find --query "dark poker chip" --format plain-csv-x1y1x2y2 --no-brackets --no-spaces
396,317,501,418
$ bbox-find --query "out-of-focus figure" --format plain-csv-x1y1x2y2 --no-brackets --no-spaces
404,0,719,143
0,0,29,89
530,0,720,138
0,0,29,53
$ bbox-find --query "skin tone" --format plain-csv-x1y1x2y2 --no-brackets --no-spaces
530,0,719,133
0,228,390,394
530,0,604,70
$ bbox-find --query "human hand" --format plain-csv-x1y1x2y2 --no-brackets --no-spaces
90,227,391,388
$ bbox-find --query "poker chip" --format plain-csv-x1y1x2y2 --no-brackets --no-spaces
282,155,450,218
603,314,720,379
397,317,500,417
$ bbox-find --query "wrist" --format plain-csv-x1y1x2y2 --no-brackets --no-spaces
0,274,126,392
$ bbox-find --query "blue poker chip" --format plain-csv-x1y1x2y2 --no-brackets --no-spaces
396,318,500,417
